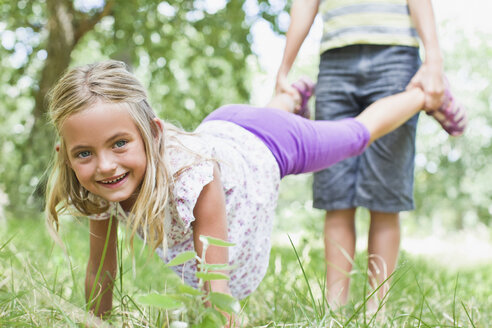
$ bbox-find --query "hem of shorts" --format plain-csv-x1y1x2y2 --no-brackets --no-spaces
313,200,415,213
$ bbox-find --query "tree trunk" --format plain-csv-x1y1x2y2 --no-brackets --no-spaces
21,0,113,210
20,0,76,210
30,0,75,152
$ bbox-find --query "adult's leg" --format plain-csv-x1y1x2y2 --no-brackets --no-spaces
313,47,363,309
356,85,423,308
324,208,356,307
315,45,422,311
367,211,400,306
355,45,421,312
318,88,422,309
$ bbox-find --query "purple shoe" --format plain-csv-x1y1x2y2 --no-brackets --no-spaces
427,77,467,136
292,77,315,119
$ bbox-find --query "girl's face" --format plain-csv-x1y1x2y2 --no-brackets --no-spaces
61,101,147,209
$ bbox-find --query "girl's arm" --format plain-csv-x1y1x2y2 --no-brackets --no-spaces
407,0,444,110
85,217,118,317
192,164,230,295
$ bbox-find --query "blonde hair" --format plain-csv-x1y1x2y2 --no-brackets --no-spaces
45,60,188,252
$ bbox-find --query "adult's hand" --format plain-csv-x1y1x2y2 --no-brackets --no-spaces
407,63,444,111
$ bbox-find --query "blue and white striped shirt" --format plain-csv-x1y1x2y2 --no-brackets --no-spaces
320,0,419,53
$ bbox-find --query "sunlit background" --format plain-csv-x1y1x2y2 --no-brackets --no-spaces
1,0,491,265
248,0,492,267
1,1,491,325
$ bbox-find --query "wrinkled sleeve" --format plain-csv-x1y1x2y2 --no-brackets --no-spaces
172,160,215,229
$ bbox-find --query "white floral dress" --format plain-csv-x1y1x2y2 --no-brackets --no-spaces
90,120,280,299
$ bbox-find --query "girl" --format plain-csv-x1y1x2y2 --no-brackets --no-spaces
45,60,463,316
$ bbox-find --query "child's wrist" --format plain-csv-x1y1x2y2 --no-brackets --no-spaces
209,279,231,295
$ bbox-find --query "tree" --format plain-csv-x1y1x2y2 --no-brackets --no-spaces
412,26,492,227
0,0,286,215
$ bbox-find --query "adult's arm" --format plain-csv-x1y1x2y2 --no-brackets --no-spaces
276,0,320,97
85,216,118,317
408,0,444,110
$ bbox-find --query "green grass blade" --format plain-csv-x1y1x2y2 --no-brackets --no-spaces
198,263,237,271
87,214,114,314
199,235,235,247
287,234,320,321
208,292,241,314
0,234,15,252
166,251,197,267
137,293,184,310
461,300,477,328
195,272,230,281
453,274,459,326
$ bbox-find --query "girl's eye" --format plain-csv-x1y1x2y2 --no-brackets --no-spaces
77,151,91,158
114,140,127,148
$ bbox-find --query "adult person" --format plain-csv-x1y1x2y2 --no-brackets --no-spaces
275,0,445,308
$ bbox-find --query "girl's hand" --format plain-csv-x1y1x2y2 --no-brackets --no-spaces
203,281,240,327
209,279,231,295
223,311,239,328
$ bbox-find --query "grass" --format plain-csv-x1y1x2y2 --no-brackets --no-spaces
1,216,491,327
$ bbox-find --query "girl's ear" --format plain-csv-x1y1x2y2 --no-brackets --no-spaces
57,143,72,169
153,117,164,137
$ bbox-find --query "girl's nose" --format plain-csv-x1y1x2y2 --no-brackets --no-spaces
97,153,117,174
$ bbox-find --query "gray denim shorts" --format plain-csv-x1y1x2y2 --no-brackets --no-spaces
313,45,421,212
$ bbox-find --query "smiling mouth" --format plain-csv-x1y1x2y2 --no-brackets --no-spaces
99,172,129,184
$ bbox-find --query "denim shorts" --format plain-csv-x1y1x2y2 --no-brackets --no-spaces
313,45,421,212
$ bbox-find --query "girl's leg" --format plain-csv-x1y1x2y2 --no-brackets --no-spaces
267,87,426,177
266,78,314,117
355,88,425,144
266,93,298,113
204,87,425,178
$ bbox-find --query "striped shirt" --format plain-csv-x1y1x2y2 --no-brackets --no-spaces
320,0,419,53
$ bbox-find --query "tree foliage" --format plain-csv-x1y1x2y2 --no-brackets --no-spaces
2,2,490,228
0,0,286,216
412,27,492,227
